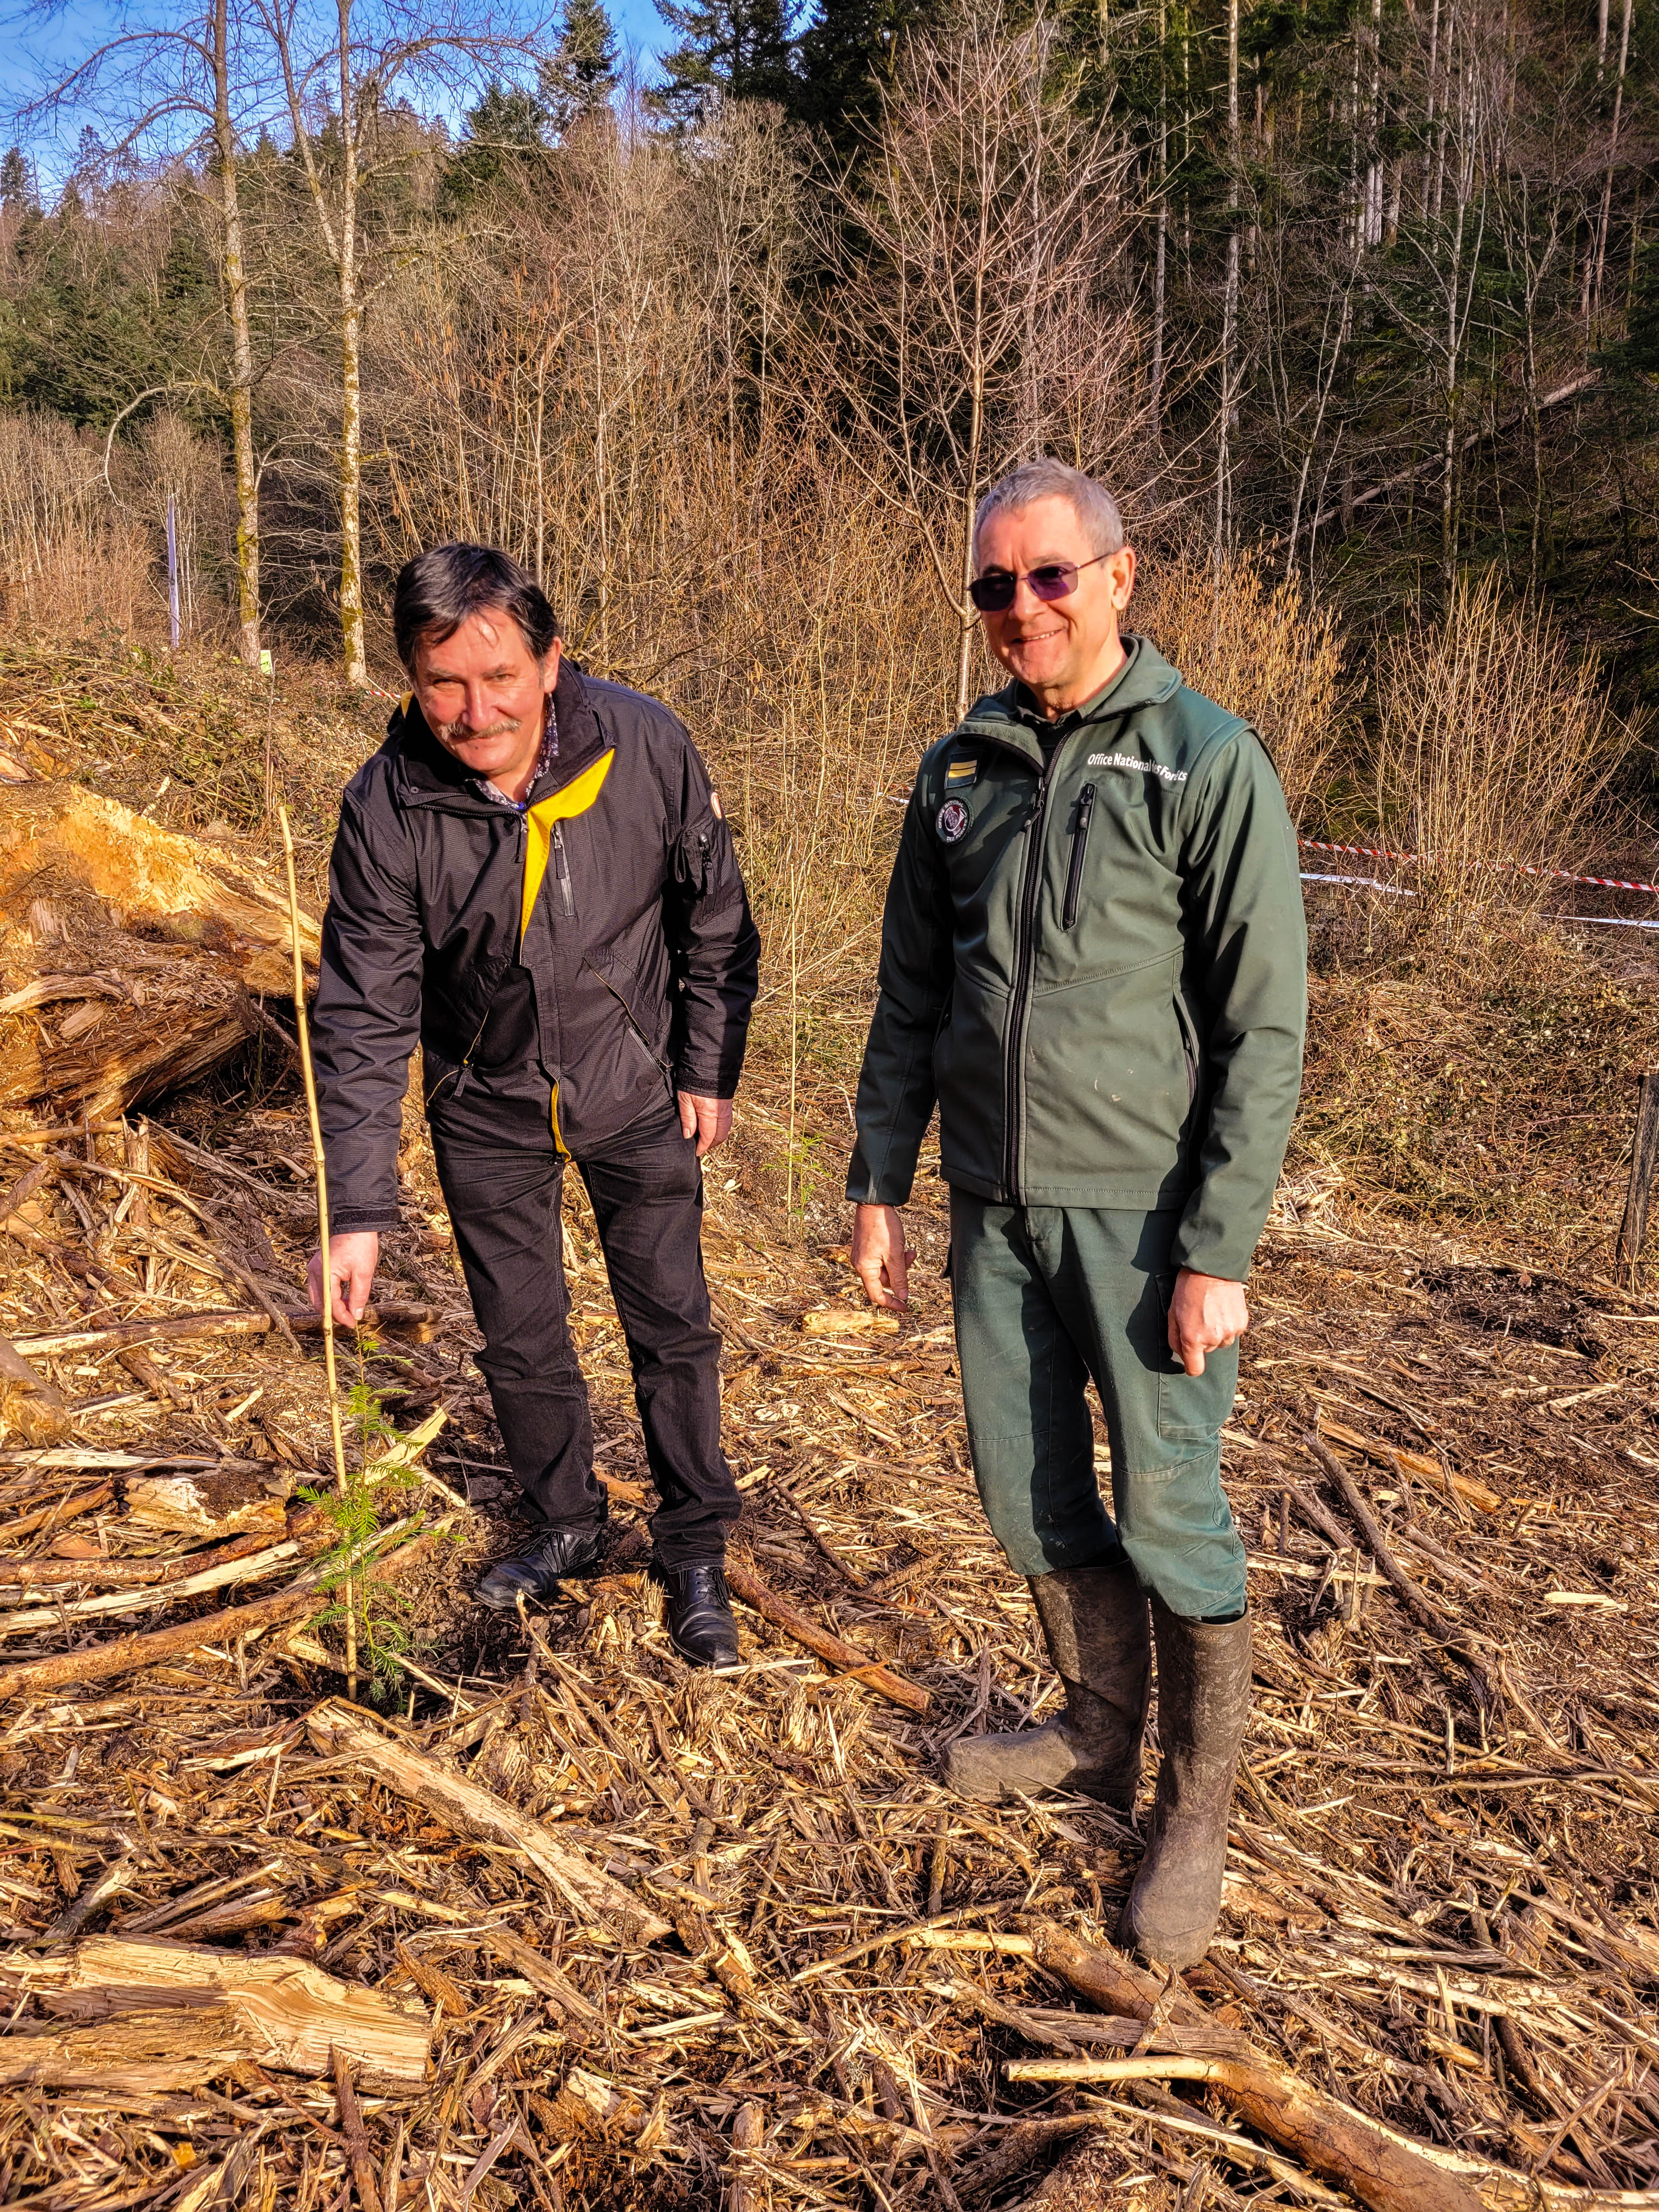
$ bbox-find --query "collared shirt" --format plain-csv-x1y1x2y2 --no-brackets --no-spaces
471,701,559,811
1010,640,1141,755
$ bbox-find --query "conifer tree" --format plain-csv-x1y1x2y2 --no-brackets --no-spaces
442,80,551,211
653,0,795,123
0,148,36,213
794,0,932,151
540,0,619,135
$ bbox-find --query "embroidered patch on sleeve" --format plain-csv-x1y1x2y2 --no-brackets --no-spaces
945,757,979,786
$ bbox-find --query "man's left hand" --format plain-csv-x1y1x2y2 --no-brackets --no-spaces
679,1092,733,1157
1168,1268,1249,1377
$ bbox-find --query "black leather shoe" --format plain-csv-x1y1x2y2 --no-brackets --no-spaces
657,1561,740,1669
477,1520,610,1611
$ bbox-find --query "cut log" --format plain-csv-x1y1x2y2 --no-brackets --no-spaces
0,2002,252,2095
124,1463,293,1537
0,779,321,1117
3,1934,430,2089
304,1700,672,1948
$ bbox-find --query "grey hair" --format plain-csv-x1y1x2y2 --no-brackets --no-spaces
973,459,1125,564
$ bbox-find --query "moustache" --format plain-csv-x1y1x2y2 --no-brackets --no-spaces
439,713,522,747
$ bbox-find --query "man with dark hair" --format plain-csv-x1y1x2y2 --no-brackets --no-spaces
306,543,760,1668
848,460,1306,1967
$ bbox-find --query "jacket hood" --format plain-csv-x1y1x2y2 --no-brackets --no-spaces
382,657,611,814
954,634,1184,761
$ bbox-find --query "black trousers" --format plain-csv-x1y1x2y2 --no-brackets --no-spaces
428,1088,740,1565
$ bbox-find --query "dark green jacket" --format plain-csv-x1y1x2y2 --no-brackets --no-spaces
845,636,1306,1282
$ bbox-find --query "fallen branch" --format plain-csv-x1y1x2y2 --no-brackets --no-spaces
1303,1432,1494,1709
8,1302,446,1359
304,1699,672,1948
1019,1921,1635,2212
331,2049,386,2212
724,1559,931,1714
0,1482,111,1543
0,1536,306,1640
596,1468,929,1713
0,1517,437,1703
2,1934,428,2090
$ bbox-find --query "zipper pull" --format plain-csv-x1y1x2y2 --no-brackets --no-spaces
553,823,575,917
454,1060,474,1098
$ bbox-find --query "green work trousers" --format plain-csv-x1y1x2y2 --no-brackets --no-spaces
949,1192,1248,1621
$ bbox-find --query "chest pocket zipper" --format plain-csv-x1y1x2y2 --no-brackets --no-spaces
553,823,575,917
1062,782,1096,930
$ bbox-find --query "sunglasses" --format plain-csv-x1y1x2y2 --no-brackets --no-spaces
968,551,1110,614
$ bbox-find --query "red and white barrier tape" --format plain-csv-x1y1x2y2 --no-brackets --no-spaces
347,698,1659,902
1299,837,1659,898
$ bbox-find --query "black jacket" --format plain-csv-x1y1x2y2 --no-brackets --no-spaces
312,660,760,1232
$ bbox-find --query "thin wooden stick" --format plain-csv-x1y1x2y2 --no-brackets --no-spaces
1304,1432,1493,1711
278,805,356,1700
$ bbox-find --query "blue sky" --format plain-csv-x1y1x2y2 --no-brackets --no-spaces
6,0,672,185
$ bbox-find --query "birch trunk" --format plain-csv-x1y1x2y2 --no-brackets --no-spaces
1214,0,1240,566
1149,0,1168,448
211,0,260,669
1589,0,1633,333
335,0,366,688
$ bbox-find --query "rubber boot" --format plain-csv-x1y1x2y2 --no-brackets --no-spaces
944,1560,1151,1807
1120,1598,1252,1968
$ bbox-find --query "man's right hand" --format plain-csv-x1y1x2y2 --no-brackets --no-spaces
852,1203,912,1310
307,1231,380,1329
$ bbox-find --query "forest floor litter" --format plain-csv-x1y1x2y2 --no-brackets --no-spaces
0,1075,1655,2212
0,645,1654,2209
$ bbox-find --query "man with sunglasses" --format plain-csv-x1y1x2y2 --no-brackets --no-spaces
847,458,1306,1969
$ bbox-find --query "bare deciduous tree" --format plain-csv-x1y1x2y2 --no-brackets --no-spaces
253,0,538,681
803,1,1145,719
17,0,267,663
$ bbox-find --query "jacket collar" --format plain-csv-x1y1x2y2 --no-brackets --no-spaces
387,658,611,815
952,634,1183,769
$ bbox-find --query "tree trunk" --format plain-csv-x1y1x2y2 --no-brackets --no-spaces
1590,0,1633,333
1149,0,1168,448
336,0,366,688
1215,0,1240,566
211,0,259,669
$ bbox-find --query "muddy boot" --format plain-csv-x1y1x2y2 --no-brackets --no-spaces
1120,1598,1252,1968
944,1560,1151,1807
